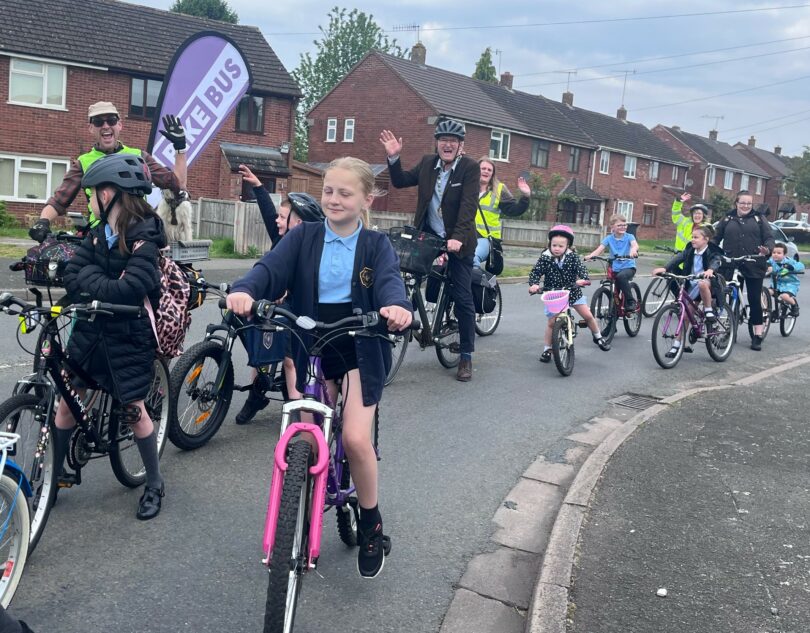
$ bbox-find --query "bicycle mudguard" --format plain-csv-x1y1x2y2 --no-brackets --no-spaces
263,422,329,568
3,461,33,498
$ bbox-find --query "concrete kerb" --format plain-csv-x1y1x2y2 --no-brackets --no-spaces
525,352,810,633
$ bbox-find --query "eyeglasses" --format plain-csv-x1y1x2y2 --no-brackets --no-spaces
437,137,460,145
737,202,753,206
90,115,120,127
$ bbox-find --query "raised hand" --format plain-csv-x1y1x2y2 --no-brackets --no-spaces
238,164,261,187
680,192,692,203
517,176,531,197
159,114,186,151
379,130,403,157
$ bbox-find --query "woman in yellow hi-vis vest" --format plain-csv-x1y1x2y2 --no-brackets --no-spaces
475,157,531,266
671,192,710,251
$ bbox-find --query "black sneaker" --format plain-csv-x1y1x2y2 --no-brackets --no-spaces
665,344,680,359
704,309,716,322
750,335,763,351
790,304,800,317
625,300,638,312
235,391,269,425
593,335,611,351
357,523,391,579
539,350,552,363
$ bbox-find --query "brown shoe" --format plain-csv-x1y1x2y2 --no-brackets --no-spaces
456,358,472,382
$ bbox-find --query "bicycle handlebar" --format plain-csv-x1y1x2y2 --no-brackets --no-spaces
654,245,680,254
654,271,709,282
588,255,637,263
0,292,143,318
722,254,765,263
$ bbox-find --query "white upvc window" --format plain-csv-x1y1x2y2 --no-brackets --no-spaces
672,165,680,183
649,161,660,182
326,118,337,142
707,166,716,186
617,200,634,222
740,173,750,191
489,130,510,161
723,170,734,190
8,58,66,109
599,150,610,174
756,177,763,195
343,118,355,142
0,154,70,202
623,155,637,178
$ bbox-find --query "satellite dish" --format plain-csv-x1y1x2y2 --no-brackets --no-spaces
685,178,694,186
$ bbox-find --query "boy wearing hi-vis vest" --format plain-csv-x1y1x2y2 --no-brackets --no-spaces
474,157,531,267
29,101,188,242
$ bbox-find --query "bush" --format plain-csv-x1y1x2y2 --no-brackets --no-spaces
0,202,19,228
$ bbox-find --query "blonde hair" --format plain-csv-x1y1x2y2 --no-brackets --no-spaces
478,156,500,193
324,157,386,226
609,214,628,226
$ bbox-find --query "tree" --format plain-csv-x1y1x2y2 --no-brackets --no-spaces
169,0,238,23
525,173,565,220
706,189,733,221
792,147,810,205
293,7,405,161
472,47,498,83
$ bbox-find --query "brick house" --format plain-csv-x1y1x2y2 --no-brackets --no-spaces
734,138,810,219
651,125,769,216
551,94,690,240
0,0,300,220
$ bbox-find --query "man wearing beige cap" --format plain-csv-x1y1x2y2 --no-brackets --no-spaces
29,101,188,241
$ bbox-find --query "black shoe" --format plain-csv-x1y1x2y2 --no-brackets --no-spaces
625,300,638,312
235,391,269,425
790,305,800,317
136,483,164,521
665,344,680,359
593,335,610,351
357,524,391,579
704,309,716,322
750,335,763,351
539,350,552,363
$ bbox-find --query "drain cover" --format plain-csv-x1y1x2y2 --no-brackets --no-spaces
610,393,663,411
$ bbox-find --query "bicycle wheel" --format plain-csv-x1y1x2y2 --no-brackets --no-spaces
590,287,616,344
0,473,30,608
474,283,502,336
747,287,772,341
780,302,798,337
383,332,409,387
651,305,686,369
264,441,312,633
109,357,170,488
551,318,575,377
641,276,672,317
623,283,643,337
706,308,736,362
168,340,234,450
435,302,461,369
0,394,55,552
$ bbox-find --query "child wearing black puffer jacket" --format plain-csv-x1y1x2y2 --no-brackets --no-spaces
59,153,167,521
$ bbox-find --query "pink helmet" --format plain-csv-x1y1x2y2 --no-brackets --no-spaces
548,224,575,246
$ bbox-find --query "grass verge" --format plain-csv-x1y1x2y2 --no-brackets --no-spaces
209,238,260,259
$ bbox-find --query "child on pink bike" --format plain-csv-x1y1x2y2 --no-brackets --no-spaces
529,225,610,362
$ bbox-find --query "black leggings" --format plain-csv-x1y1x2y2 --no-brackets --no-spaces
744,276,765,326
614,268,635,304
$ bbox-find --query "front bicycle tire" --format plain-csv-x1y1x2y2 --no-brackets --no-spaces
590,287,616,344
706,309,736,362
109,357,170,488
474,283,503,336
264,441,312,633
780,302,798,337
168,340,234,450
383,333,409,387
747,287,772,341
642,276,672,317
435,303,460,369
652,305,685,369
551,318,574,377
0,394,55,553
623,283,643,337
0,473,30,608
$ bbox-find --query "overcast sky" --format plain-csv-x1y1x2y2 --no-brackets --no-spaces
131,0,810,156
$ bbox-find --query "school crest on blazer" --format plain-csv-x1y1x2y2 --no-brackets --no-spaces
359,267,374,288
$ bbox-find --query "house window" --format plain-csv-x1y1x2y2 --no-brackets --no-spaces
649,161,659,182
617,200,634,222
707,167,716,186
740,174,750,190
489,130,510,161
130,77,162,119
0,154,69,202
642,204,657,226
9,58,66,109
343,118,355,142
568,147,581,172
326,118,337,142
623,156,637,178
756,177,763,195
235,94,264,133
672,165,680,183
599,150,610,174
532,140,549,168
723,170,734,190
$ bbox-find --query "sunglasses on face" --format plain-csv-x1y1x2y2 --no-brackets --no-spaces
90,115,120,127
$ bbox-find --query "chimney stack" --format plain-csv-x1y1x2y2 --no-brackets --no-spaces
774,145,782,156
617,105,627,121
410,42,426,65
748,136,756,148
709,129,718,141
499,72,513,89
672,125,681,132
562,91,574,106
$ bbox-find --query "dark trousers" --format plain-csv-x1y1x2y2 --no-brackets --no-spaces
614,268,636,304
447,252,475,354
744,275,765,326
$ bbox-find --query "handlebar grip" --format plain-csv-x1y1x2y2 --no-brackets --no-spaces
218,297,228,310
90,301,143,316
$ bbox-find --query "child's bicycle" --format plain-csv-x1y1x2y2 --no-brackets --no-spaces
588,255,642,344
721,255,772,341
768,268,803,337
536,287,590,377
650,272,736,369
641,246,680,316
239,300,418,632
0,293,169,551
0,432,31,608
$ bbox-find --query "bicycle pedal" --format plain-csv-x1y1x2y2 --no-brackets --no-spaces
577,320,588,328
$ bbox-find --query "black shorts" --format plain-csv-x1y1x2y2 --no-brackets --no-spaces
317,303,358,381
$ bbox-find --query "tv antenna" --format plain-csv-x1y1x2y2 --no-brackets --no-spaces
552,70,578,92
392,23,421,43
616,69,636,106
494,49,503,75
701,114,725,133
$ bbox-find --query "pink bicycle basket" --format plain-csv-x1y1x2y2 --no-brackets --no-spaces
540,290,570,313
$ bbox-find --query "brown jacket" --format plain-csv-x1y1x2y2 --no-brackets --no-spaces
388,154,480,257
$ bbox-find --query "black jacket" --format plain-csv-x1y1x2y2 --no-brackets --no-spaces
64,215,166,404
253,185,282,248
388,154,480,257
528,250,590,303
666,241,725,298
713,210,774,279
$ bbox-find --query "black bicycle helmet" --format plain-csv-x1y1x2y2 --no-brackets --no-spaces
81,153,152,196
287,192,325,222
434,119,466,140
